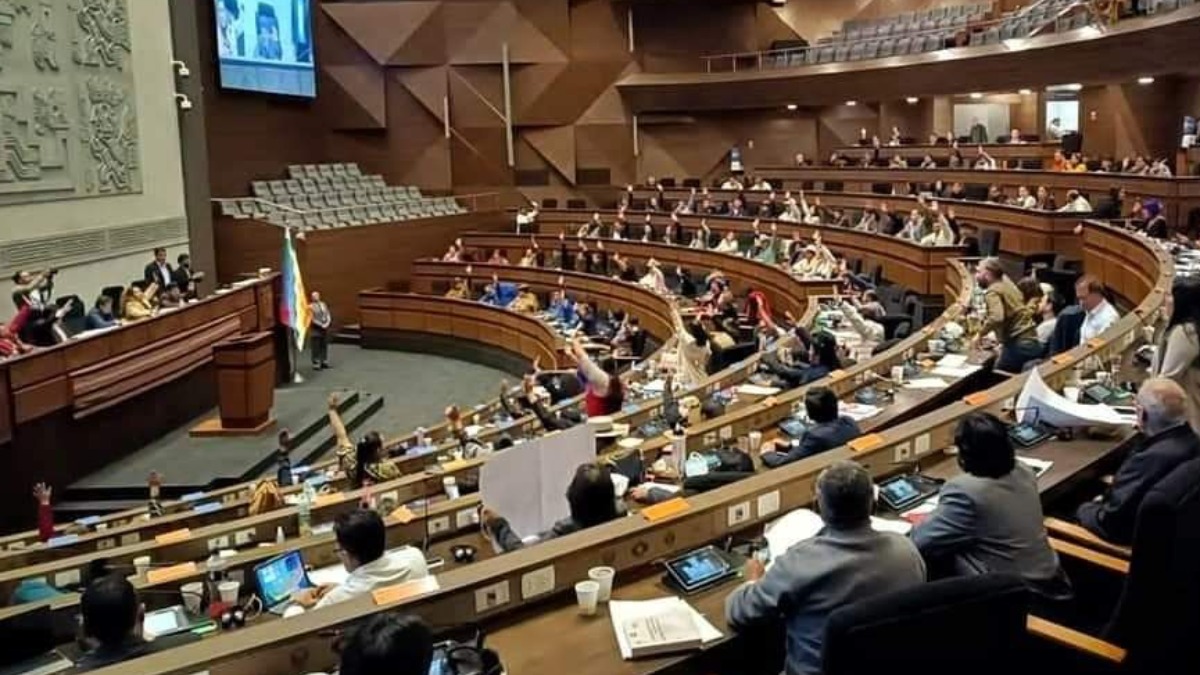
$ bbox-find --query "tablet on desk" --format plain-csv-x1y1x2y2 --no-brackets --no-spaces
663,545,736,594
142,605,191,639
877,474,942,512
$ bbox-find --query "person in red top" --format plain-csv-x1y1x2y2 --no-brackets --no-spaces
0,305,33,359
569,337,624,417
34,482,55,542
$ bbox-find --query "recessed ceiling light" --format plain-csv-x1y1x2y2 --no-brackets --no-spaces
786,103,798,110
1018,88,1033,95
905,97,919,104
969,92,983,99
1137,76,1155,85
1064,83,1083,91
845,100,857,106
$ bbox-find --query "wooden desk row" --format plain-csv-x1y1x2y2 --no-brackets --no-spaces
829,141,1062,164
97,222,1170,675
0,235,815,552
409,261,679,345
531,208,962,295
628,187,1086,257
459,232,839,319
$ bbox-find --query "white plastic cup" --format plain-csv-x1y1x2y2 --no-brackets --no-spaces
443,477,460,500
133,556,152,577
181,582,204,614
575,580,600,616
588,567,615,603
1064,386,1081,402
748,431,763,452
217,580,240,605
891,365,905,384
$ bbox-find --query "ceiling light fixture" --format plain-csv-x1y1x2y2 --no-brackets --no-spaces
1018,88,1033,95
786,103,798,110
905,97,919,104
969,92,983,99
845,100,857,106
1137,76,1155,85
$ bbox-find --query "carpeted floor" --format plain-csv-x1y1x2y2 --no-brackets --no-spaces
293,343,512,437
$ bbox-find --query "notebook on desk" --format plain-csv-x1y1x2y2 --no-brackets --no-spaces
609,597,722,660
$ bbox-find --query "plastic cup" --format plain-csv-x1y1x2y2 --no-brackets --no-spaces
748,431,763,452
217,580,240,604
133,556,152,577
181,582,204,614
443,476,460,500
588,567,615,602
575,580,600,616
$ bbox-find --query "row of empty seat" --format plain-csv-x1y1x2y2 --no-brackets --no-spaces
835,2,990,42
215,162,467,228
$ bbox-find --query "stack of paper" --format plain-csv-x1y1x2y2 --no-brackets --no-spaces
610,597,723,659
903,377,949,390
736,384,782,397
763,508,914,564
839,402,882,421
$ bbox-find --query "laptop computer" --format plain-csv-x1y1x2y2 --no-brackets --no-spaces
253,550,316,615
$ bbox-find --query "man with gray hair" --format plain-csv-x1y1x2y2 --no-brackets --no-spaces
973,257,1040,372
725,461,926,675
1076,377,1200,545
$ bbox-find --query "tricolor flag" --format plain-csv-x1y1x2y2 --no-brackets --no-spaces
279,227,312,349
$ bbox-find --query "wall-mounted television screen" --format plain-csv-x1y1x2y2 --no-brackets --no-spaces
214,0,315,98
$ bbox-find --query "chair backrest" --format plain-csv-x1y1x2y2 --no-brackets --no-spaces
823,574,1029,675
1108,456,1200,670
978,228,1001,257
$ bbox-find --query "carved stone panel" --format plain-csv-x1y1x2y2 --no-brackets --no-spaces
0,0,140,205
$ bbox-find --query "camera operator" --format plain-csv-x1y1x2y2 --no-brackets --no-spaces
10,268,68,346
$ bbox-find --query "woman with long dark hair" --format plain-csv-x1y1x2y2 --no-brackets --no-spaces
482,463,623,552
1153,277,1200,431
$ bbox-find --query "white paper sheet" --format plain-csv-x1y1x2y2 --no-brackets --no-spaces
839,402,882,422
737,384,782,397
609,597,723,660
903,377,950,390
1015,369,1132,428
480,424,596,539
931,364,981,379
763,508,912,563
936,354,969,368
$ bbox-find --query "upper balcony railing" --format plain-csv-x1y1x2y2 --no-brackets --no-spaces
698,0,1096,74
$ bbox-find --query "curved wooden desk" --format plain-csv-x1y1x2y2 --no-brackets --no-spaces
628,186,1087,256
528,208,963,295
101,221,1169,675
831,142,1061,164
358,292,568,371
458,232,838,317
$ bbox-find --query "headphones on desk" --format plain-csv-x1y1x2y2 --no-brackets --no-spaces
451,544,478,564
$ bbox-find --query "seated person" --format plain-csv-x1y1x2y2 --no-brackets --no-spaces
483,463,624,552
0,310,32,359
338,613,434,675
445,277,470,300
293,509,427,609
1076,274,1119,345
85,295,119,330
762,331,841,387
853,290,885,321
725,461,926,675
612,315,646,358
760,387,861,468
839,300,884,343
498,376,571,432
121,282,158,320
158,283,184,309
1076,378,1200,545
507,284,540,314
911,412,1071,599
74,575,198,670
330,395,401,487
480,278,517,307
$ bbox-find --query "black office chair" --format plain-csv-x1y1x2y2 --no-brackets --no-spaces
682,178,701,188
903,296,926,329
565,198,586,210
1023,252,1059,276
659,177,676,188
878,314,912,340
868,264,883,287
100,285,124,318
55,295,85,335
540,198,558,209
978,228,1001,257
1032,457,1200,673
823,574,1030,675
1036,268,1080,306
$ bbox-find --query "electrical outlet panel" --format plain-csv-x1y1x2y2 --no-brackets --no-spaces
703,432,717,446
207,535,230,552
719,425,733,440
474,580,511,613
95,538,115,552
894,441,912,463
757,490,781,517
379,490,398,505
914,433,931,456
520,566,555,600
456,508,478,530
234,528,256,546
119,532,140,547
428,516,451,535
727,501,751,527
54,569,81,587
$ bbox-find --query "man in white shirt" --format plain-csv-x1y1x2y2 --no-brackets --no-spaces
1046,118,1063,140
1076,275,1119,346
515,202,539,234
1058,190,1092,213
293,509,428,609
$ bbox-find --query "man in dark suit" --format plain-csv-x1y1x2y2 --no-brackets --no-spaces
725,460,926,675
911,412,1070,600
171,253,204,300
143,248,172,290
761,387,862,468
1077,378,1200,545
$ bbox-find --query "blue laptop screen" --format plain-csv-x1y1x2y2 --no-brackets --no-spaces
254,550,313,608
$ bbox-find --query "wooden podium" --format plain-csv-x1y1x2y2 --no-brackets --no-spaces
190,332,276,437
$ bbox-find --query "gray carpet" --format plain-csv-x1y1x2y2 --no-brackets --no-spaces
294,343,510,439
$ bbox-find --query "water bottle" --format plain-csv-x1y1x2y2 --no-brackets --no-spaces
298,480,315,537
